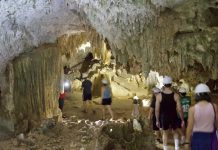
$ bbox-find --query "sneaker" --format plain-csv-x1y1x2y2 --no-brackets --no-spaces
180,136,185,145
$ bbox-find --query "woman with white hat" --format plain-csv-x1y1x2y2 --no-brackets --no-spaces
185,83,218,150
101,78,114,120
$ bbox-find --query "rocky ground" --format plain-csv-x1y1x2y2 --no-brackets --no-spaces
0,91,157,150
1,90,217,150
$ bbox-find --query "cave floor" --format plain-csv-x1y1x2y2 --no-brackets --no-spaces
63,91,147,121
63,91,186,150
1,90,214,149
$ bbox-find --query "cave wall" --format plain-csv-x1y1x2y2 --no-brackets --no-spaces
0,45,62,132
66,0,218,84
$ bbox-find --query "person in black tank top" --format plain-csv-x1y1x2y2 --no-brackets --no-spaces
155,76,184,150
160,92,177,121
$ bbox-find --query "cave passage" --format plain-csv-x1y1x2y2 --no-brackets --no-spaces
0,0,218,149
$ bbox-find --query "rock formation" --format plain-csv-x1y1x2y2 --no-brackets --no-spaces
68,0,218,83
0,0,218,132
0,45,62,132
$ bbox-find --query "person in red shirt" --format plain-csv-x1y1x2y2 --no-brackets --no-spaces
59,91,65,111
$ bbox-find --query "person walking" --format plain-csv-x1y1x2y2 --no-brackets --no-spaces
185,83,218,150
177,87,191,144
155,76,184,150
81,73,94,113
101,78,114,120
179,87,191,128
131,94,140,119
58,90,65,112
148,87,161,142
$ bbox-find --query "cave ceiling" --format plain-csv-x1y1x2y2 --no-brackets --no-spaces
0,0,218,82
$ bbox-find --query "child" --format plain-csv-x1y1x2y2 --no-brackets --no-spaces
131,94,140,119
59,91,65,112
179,87,191,127
177,87,191,144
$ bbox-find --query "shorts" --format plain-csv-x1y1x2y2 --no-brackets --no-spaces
59,99,64,110
160,116,178,130
83,93,92,101
102,98,112,105
191,132,213,150
152,116,160,131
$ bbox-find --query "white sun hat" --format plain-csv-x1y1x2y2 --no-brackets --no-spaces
163,76,172,84
194,83,210,94
152,87,161,93
102,78,108,84
133,96,139,100
179,87,186,93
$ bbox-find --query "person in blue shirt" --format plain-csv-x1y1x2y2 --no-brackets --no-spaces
101,78,114,120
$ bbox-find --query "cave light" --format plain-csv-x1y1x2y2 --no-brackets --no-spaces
64,81,70,88
63,80,71,92
77,42,91,52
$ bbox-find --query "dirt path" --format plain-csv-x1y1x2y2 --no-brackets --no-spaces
63,91,146,121
0,91,190,150
63,91,185,150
